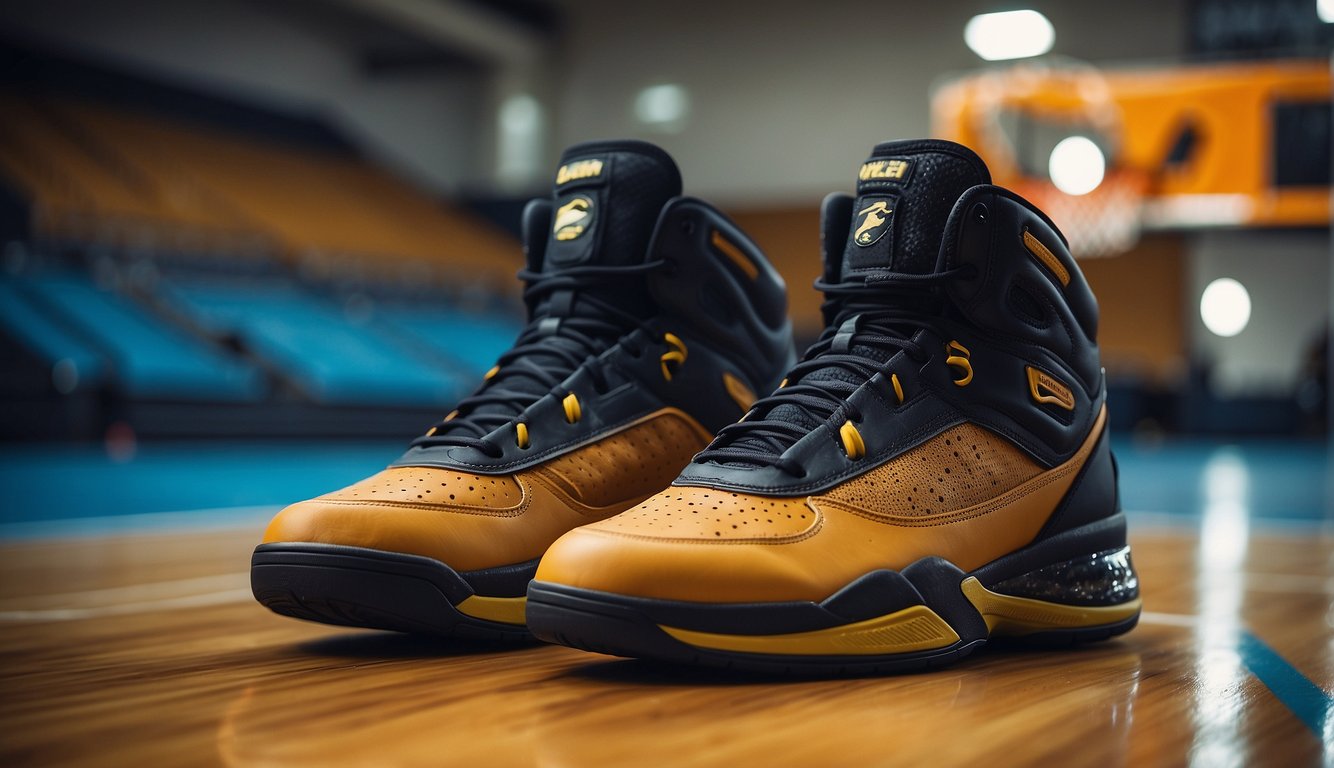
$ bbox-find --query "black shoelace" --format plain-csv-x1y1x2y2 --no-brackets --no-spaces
694,267,973,476
412,260,664,457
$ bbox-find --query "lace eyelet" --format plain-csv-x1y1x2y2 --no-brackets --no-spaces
660,332,688,381
562,393,582,424
839,420,866,460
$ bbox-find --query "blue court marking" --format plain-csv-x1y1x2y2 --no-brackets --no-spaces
0,437,1328,534
1239,630,1334,738
0,440,403,529
1112,438,1330,524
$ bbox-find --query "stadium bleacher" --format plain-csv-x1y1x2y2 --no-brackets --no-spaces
17,269,265,402
375,305,522,380
0,48,526,440
0,276,108,395
159,276,472,407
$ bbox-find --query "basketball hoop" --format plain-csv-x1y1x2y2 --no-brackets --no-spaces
1012,169,1148,258
936,58,1149,258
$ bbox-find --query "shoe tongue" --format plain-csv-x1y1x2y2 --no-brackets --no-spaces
544,140,682,273
841,140,990,279
719,142,990,466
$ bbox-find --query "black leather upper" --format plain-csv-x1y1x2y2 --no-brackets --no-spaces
395,178,795,474
679,140,1107,497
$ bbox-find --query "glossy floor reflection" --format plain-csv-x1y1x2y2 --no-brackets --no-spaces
0,525,1329,767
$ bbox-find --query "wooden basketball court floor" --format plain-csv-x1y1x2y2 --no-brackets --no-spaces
1,452,1331,766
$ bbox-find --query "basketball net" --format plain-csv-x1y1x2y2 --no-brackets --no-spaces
961,60,1147,258
1012,170,1147,259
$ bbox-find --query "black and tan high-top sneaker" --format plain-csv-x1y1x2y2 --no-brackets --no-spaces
252,140,795,639
528,139,1139,672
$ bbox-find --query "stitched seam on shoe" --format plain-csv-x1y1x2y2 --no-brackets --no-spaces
583,499,824,545
810,418,1098,528
311,479,532,518
682,411,961,494
521,469,647,518
440,408,710,472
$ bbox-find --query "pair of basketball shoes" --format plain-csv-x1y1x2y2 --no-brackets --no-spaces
251,138,1140,674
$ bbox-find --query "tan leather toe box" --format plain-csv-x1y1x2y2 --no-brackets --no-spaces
534,488,838,603
262,467,574,572
535,413,1107,603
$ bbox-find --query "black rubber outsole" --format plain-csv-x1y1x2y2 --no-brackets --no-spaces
524,515,1140,675
526,581,1140,676
251,544,535,642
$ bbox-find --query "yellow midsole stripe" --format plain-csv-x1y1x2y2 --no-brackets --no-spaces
659,604,960,656
456,595,527,625
960,577,1141,636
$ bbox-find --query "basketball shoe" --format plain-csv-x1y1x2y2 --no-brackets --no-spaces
252,140,795,639
528,139,1140,672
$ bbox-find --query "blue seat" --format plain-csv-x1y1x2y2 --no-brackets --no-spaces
17,273,264,401
0,278,108,392
162,278,465,407
376,305,522,379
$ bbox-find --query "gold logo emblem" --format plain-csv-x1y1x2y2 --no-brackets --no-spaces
859,159,912,181
553,196,594,241
556,159,604,185
854,200,894,246
1026,366,1075,410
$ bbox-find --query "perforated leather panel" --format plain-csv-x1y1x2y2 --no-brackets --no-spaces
593,486,815,540
532,412,710,508
321,467,522,510
819,423,1041,517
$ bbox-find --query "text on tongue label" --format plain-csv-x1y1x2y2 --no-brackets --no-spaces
556,159,605,184
859,159,913,181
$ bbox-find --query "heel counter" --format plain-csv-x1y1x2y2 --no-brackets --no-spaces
1036,422,1120,541
648,197,796,394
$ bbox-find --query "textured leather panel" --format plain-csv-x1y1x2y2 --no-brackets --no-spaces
534,408,1105,603
648,198,796,390
820,423,1041,517
943,186,1101,390
263,409,712,571
320,468,522,511
591,486,816,541
530,411,711,508
264,480,585,572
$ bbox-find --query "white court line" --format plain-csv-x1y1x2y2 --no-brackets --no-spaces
1140,611,1200,628
1126,509,1334,534
1244,573,1334,594
0,572,253,622
0,589,254,622
0,573,248,609
0,505,281,540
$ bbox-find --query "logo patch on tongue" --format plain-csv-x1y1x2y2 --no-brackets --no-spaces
553,195,595,241
853,196,896,247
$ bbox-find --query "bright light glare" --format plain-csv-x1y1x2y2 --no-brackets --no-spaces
963,10,1055,61
1200,278,1251,337
1048,136,1105,195
499,94,540,133
497,94,544,183
634,84,690,131
1319,0,1334,23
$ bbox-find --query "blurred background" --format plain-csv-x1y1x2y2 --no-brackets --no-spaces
0,0,1329,533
